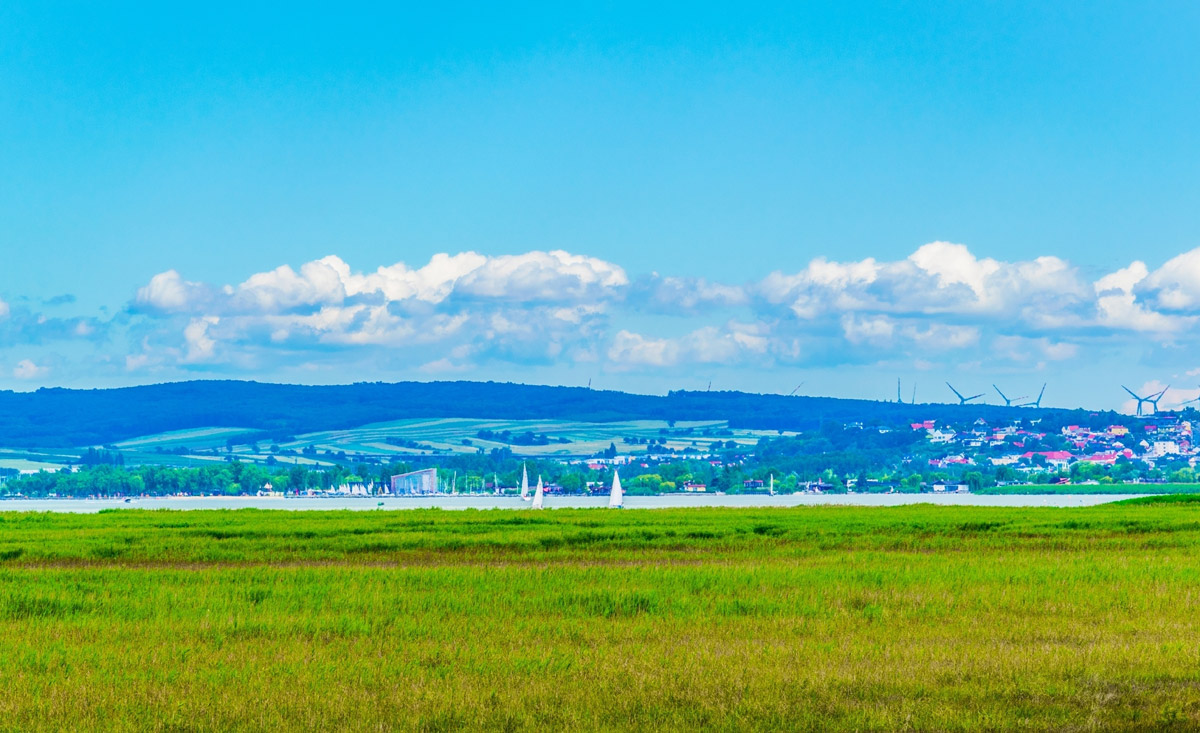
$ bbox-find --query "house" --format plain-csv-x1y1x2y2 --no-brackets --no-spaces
1019,450,1074,468
928,429,956,444
682,481,707,493
1149,441,1181,458
932,483,969,493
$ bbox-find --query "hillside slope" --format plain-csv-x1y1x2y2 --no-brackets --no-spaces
0,380,1099,448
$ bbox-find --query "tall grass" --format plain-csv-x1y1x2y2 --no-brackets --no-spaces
3,504,1200,730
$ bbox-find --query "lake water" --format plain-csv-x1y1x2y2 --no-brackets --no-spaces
0,493,1154,512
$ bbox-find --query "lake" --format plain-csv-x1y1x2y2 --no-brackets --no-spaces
0,493,1154,512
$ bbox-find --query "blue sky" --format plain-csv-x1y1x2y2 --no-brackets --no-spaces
2,2,1200,410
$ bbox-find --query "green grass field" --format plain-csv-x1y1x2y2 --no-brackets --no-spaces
3,501,1200,730
1,418,790,471
117,417,790,460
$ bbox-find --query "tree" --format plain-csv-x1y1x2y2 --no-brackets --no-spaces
963,471,984,492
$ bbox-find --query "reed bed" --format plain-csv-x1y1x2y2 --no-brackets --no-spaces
2,502,1199,730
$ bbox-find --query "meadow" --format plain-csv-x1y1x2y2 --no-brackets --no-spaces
3,501,1200,730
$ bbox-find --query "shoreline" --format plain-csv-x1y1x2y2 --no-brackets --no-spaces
0,493,1161,512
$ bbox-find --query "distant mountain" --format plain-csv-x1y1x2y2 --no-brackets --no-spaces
0,380,1102,448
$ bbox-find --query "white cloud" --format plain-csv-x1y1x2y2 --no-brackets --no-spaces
105,242,1200,381
1140,248,1200,311
637,275,748,313
12,359,48,380
841,315,895,345
138,250,629,319
762,242,1087,323
992,336,1078,363
607,330,679,368
607,323,772,370
902,323,980,350
454,250,627,301
0,298,9,319
1093,262,1192,333
234,257,350,312
183,316,219,362
136,270,211,313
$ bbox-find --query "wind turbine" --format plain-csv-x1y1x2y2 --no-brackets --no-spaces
1020,384,1047,408
1177,388,1200,410
1123,385,1169,417
946,382,984,405
1148,388,1169,414
788,382,805,396
993,385,1028,407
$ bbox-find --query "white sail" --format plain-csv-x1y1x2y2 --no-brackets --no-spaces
768,474,775,496
608,469,624,508
520,463,529,500
531,476,544,509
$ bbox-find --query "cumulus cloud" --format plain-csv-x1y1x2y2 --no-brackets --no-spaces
125,251,630,371
12,359,48,380
0,298,106,345
183,316,219,362
136,270,214,313
1140,249,1200,311
607,322,770,369
454,251,627,301
761,242,1088,326
1093,262,1193,333
630,275,748,314
144,250,631,319
96,242,1200,382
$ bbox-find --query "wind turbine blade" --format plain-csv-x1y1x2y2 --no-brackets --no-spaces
1122,385,1142,400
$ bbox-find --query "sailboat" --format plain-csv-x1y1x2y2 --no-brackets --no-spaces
608,469,624,508
768,474,775,496
531,476,544,509
520,463,530,501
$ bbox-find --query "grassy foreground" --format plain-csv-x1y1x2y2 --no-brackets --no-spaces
3,503,1200,731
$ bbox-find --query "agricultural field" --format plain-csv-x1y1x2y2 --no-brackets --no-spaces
2,417,785,472
81,418,792,467
281,417,784,458
3,500,1200,730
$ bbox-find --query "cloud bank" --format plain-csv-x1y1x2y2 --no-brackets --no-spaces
6,242,1200,401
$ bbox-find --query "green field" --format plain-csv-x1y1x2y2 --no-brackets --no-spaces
123,418,789,460
0,418,792,471
4,502,1200,730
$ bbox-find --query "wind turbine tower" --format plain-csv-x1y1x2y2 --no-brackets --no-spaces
1021,384,1047,408
993,385,1028,407
946,382,984,405
1123,385,1169,417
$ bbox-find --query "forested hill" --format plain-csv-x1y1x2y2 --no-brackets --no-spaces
0,380,1103,448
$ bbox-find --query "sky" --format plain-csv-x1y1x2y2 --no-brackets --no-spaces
2,2,1200,411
